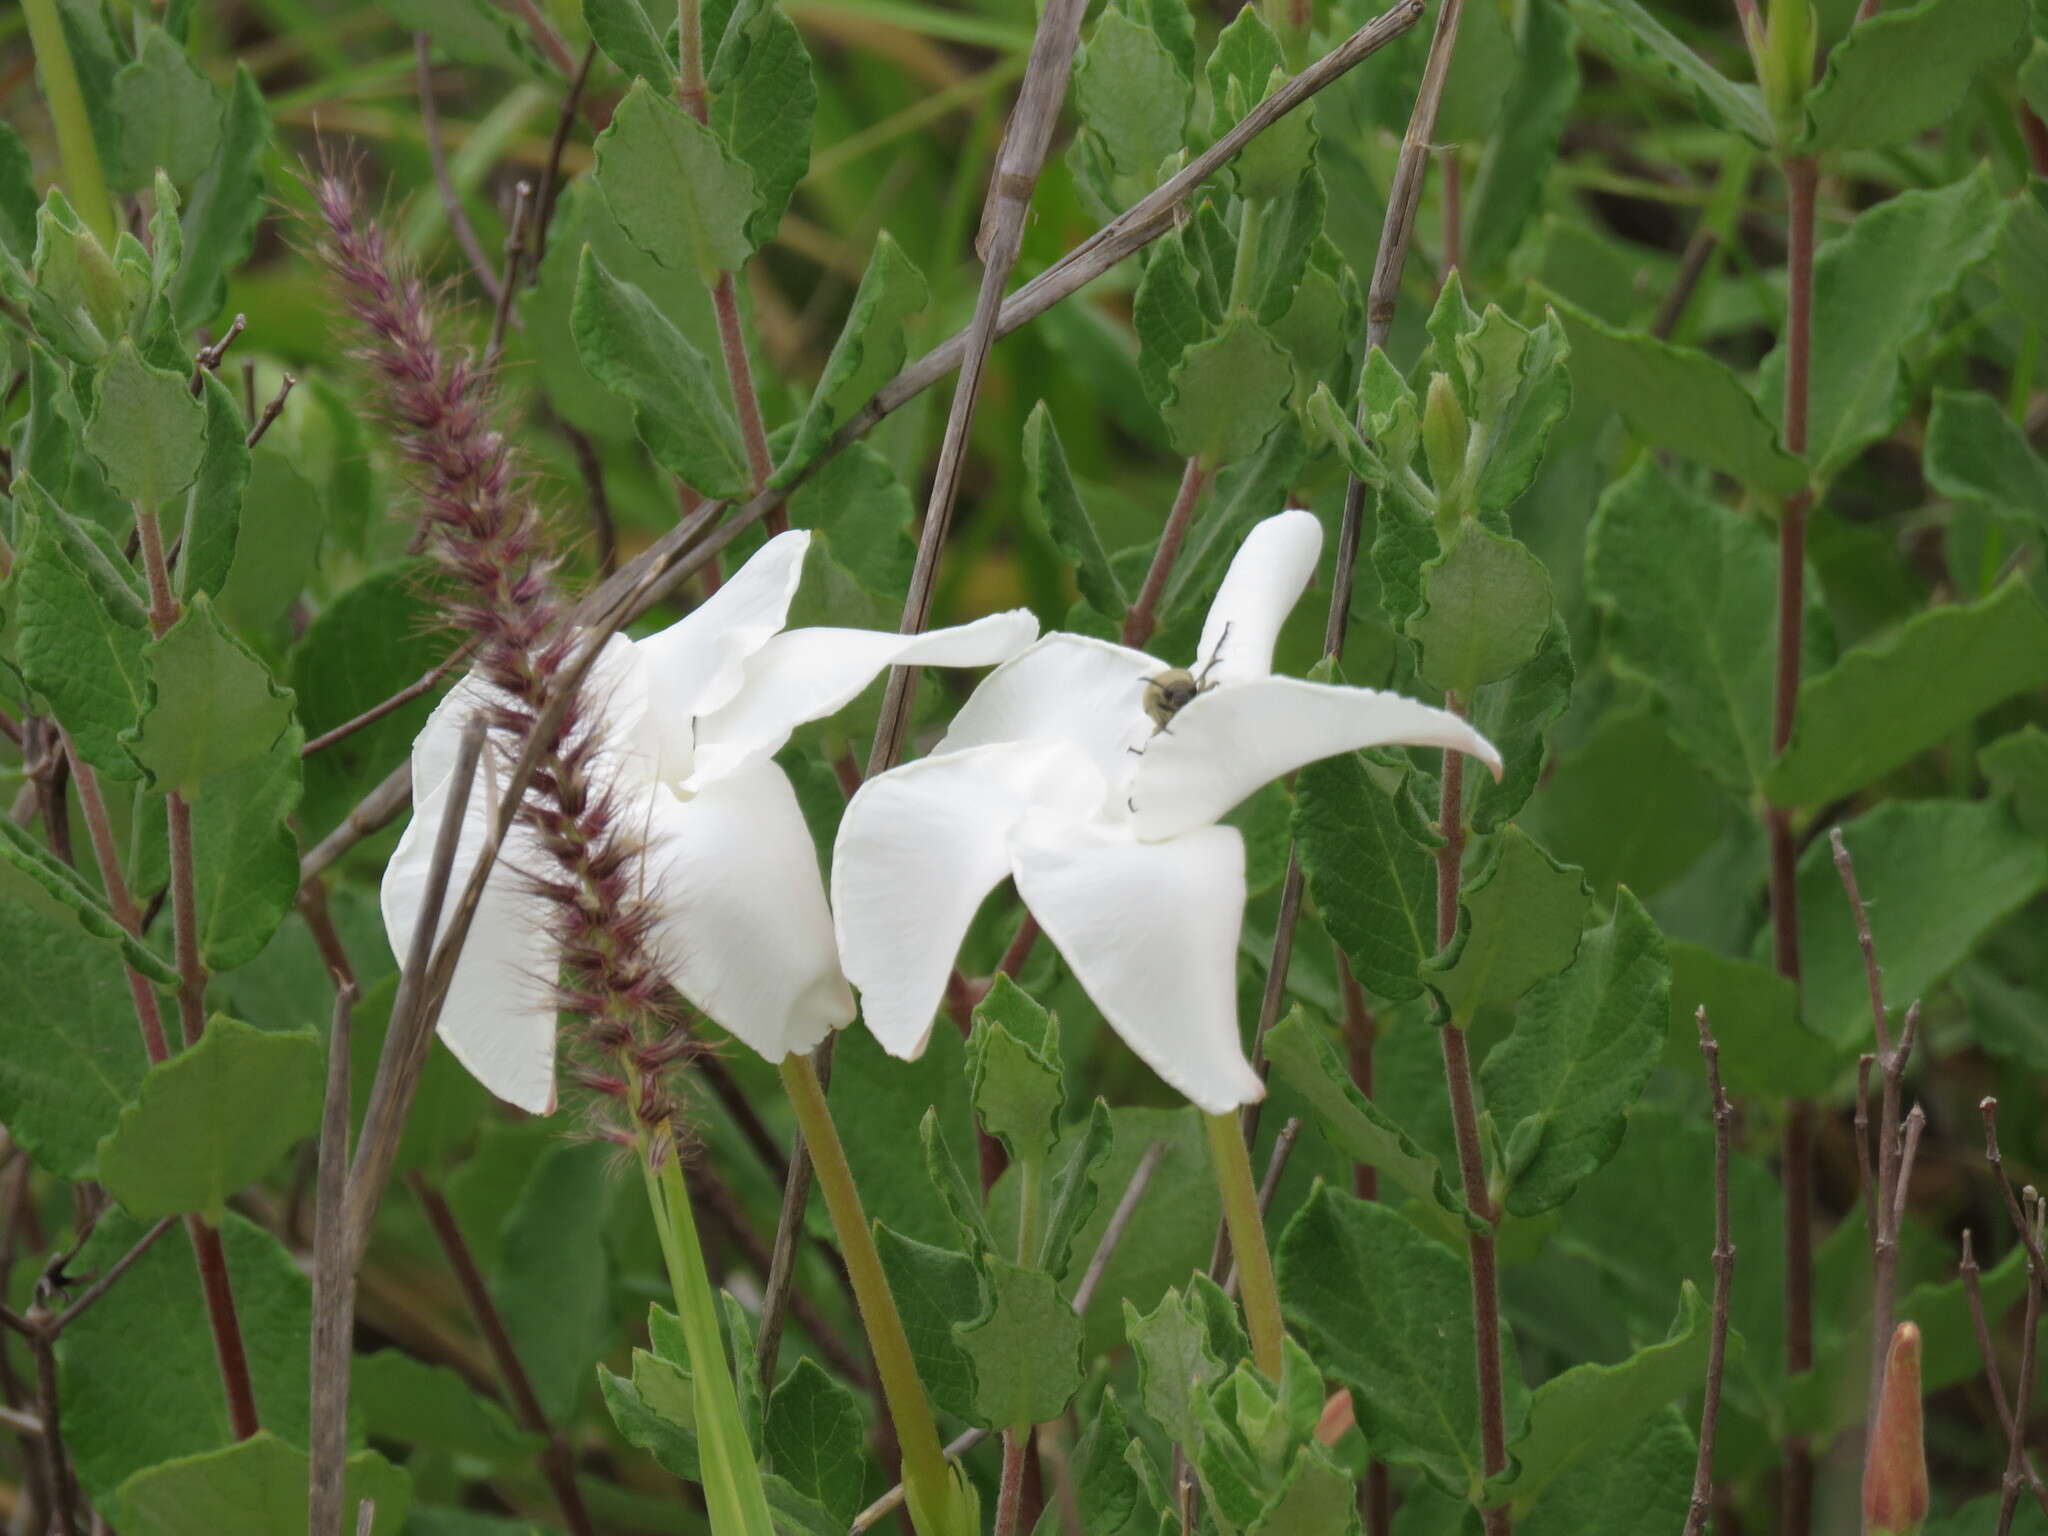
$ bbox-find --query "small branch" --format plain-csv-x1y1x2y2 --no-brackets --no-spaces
187,1218,261,1438
1831,827,1891,1058
245,373,296,448
1683,1008,1737,1536
1960,1231,2048,1521
62,735,171,1065
410,1174,596,1536
529,43,596,272
553,418,619,579
191,314,247,393
485,182,534,369
1120,458,1209,649
1650,230,1718,341
1982,1099,2048,1284
414,34,504,303
1365,0,1468,354
863,0,1089,779
45,1218,176,1335
25,1311,75,1536
502,0,578,76
301,643,474,757
711,275,777,502
310,981,359,1536
1997,1196,2044,1536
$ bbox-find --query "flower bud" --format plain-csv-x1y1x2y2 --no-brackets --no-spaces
1421,372,1471,524
1863,1322,1928,1536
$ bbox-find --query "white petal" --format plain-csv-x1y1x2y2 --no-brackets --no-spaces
638,764,854,1062
1131,675,1504,842
834,740,1103,1060
408,672,504,803
1195,508,1323,684
381,762,560,1114
689,609,1039,782
1010,819,1262,1115
933,633,1159,808
633,529,810,775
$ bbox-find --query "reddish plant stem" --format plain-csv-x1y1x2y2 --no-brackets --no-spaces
1773,152,1819,1536
1961,1231,2048,1521
165,796,206,1048
1433,713,1509,1536
187,1218,260,1439
63,739,171,1065
410,1174,597,1536
1684,1009,1737,1536
712,274,781,525
994,1428,1030,1536
1121,458,1209,649
2022,107,2048,179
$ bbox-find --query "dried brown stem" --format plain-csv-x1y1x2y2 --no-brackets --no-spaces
1960,1232,2048,1521
529,43,595,272
45,1217,175,1335
1998,1216,2042,1536
309,981,359,1536
485,182,534,368
864,0,1089,779
1684,1008,1737,1536
26,1312,74,1536
244,373,296,448
410,1174,596,1536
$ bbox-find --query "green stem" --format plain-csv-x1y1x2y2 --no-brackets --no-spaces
780,1053,963,1536
1229,198,1269,317
1205,1111,1285,1379
634,1080,776,1536
21,0,115,248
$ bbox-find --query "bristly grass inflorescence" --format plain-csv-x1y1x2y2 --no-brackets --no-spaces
311,163,701,1162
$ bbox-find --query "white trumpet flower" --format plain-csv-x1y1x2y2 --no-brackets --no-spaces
832,509,1501,1114
382,530,1039,1113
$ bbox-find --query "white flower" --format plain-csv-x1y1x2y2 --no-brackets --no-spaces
831,509,1502,1115
381,530,1039,1113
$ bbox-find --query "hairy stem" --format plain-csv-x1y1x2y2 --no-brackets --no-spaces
781,1053,960,1534
1205,1112,1286,1379
1773,151,1819,1536
188,1218,260,1440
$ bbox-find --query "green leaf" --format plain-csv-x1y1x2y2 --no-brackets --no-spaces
173,65,269,331
1585,460,1796,791
1075,9,1190,182
779,232,929,480
1023,402,1126,618
494,1141,616,1422
214,441,324,636
1925,386,2048,526
1768,582,2048,806
381,0,541,72
1469,615,1573,835
178,371,250,601
22,192,129,364
1294,753,1437,1001
85,339,208,506
1133,236,1211,411
96,1016,323,1222
1161,315,1293,466
1124,1284,1229,1448
1518,1408,1695,1536
763,1359,867,1526
178,721,305,970
1984,725,2048,838
1035,1098,1113,1282
782,440,915,602
1801,0,2024,149
1547,293,1805,493
588,0,677,82
122,593,294,794
602,1349,700,1479
60,1212,317,1512
0,901,152,1178
1263,1012,1474,1224
831,1022,975,1247
1487,1285,1724,1511
1479,890,1668,1217
0,122,36,263
1664,942,1839,1101
956,1256,1084,1428
1427,827,1591,1023
1793,799,2048,1045
873,1223,982,1422
572,248,751,498
1452,301,1574,515
1758,169,2006,481
116,1433,408,1536
1466,0,1579,270
1278,1185,1521,1498
109,25,222,192
1996,180,2048,337
1566,0,1770,144
967,975,1064,1164
0,816,178,984
354,1351,541,1462
1410,525,1555,696
594,80,758,280
710,0,816,249
1061,1388,1149,1535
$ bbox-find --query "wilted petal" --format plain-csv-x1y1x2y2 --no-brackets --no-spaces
1010,818,1261,1114
835,739,1103,1060
1132,675,1503,842
1195,509,1323,685
689,609,1039,783
639,763,854,1062
381,764,560,1114
934,633,1158,801
634,530,810,774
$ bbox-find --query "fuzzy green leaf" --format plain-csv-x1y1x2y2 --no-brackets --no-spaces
874,1223,982,1422
966,975,1064,1164
1801,0,2025,150
1023,402,1126,618
116,1433,408,1536
1428,827,1591,1023
1925,387,2048,526
763,1359,866,1526
173,65,268,330
96,1017,323,1222
1410,525,1555,696
956,1256,1085,1428
780,233,928,479
1768,582,2048,806
1075,10,1190,181
1161,318,1294,466
711,0,816,249
1294,753,1437,1001
109,26,221,192
593,80,758,280
588,0,676,82
85,339,207,506
1567,0,1769,143
354,1351,541,1463
1124,1284,1231,1448
1480,889,1668,1217
123,593,294,794
1469,615,1573,834
1664,943,1839,1101
494,1141,616,1422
